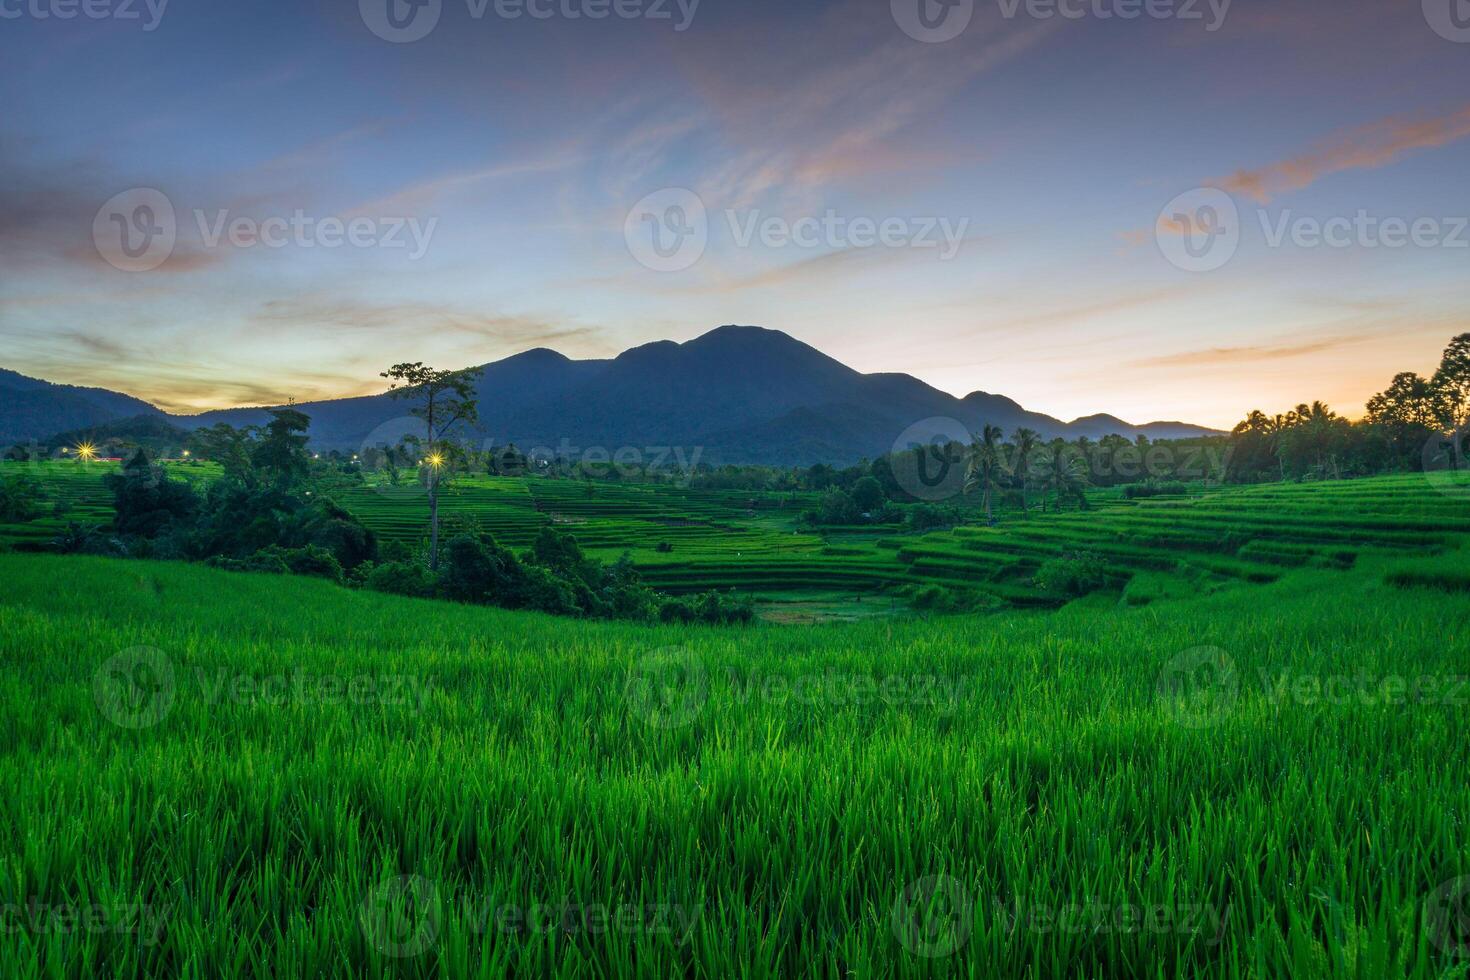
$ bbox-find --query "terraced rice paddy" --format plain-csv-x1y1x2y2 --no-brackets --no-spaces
5,463,1468,612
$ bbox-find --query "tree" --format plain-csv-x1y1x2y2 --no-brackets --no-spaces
381,363,483,570
965,424,1004,522
1041,438,1088,512
1011,428,1041,516
1266,401,1349,480
104,449,199,537
1433,333,1470,430
250,408,312,489
851,476,885,513
189,423,255,481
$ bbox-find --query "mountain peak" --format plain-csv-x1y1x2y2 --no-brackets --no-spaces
499,347,572,366
1070,413,1130,427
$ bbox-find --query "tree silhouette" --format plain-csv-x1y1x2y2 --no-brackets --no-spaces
381,363,483,571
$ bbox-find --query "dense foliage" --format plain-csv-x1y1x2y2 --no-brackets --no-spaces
29,410,746,625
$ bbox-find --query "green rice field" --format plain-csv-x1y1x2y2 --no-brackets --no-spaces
6,461,1468,613
1,466,1469,976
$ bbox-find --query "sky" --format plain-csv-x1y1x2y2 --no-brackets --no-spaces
1,0,1468,427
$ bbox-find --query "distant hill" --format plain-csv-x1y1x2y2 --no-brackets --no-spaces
2,327,1221,466
0,369,164,446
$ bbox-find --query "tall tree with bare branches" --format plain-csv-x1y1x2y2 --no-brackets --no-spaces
381,363,483,570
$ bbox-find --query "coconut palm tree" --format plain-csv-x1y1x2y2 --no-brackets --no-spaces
1011,427,1041,517
1042,438,1088,512
965,424,1004,523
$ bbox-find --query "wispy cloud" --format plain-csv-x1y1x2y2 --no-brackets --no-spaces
1214,103,1470,203
1132,334,1372,368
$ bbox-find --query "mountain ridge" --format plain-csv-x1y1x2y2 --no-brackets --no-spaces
1,326,1222,465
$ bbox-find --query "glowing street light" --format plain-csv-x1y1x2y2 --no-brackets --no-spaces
426,452,446,469
75,442,98,462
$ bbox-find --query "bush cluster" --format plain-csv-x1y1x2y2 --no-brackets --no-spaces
1033,550,1112,598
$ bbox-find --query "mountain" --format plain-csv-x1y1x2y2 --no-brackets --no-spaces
2,326,1221,466
0,369,164,446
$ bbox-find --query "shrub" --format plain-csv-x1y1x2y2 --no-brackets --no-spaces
272,544,345,583
206,545,343,582
655,541,674,554
364,560,437,598
659,590,754,624
0,474,44,523
437,534,518,603
1123,482,1190,499
906,503,963,532
910,584,959,613
514,565,581,615
50,523,128,558
1033,550,1111,598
